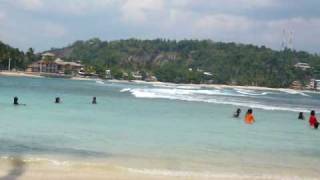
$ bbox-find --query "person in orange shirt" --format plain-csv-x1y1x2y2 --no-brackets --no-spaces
245,109,255,124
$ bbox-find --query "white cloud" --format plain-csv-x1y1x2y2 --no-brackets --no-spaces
16,0,44,10
42,22,67,38
8,0,117,15
0,11,6,22
49,0,117,15
121,0,165,24
195,14,253,32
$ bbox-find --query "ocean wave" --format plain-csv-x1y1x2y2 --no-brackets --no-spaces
121,88,311,112
278,89,310,97
124,167,313,180
124,88,244,97
0,156,70,166
95,80,105,85
234,88,269,96
120,88,131,92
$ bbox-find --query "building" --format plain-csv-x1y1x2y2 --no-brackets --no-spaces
27,53,83,75
105,69,112,79
290,80,303,90
316,80,320,90
294,63,311,71
308,79,320,90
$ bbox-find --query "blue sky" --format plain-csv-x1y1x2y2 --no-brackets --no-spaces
0,0,319,53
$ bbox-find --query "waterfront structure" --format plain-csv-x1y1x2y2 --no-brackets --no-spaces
27,53,83,75
294,63,311,71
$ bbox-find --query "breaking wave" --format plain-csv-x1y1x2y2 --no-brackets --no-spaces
124,168,315,180
121,88,311,112
278,89,310,96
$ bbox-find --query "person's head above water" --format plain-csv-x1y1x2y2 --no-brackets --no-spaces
247,109,253,114
55,97,61,104
92,97,97,104
13,96,19,105
298,112,304,119
311,110,315,116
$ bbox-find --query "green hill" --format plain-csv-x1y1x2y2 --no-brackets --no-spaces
47,38,320,88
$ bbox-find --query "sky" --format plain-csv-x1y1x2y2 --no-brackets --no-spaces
0,0,319,53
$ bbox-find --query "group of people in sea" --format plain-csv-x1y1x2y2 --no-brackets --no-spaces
13,96,98,105
233,108,255,124
11,95,320,129
233,108,319,129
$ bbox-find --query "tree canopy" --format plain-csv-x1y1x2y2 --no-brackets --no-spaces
49,38,320,87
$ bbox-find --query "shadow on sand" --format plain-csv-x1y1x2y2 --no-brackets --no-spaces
0,157,26,180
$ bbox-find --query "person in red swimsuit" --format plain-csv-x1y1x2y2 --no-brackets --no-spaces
309,110,319,129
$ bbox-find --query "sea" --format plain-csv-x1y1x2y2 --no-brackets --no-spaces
0,76,319,179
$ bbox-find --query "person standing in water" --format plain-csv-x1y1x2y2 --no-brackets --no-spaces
298,112,305,120
92,97,97,104
245,109,255,124
309,110,319,129
233,108,241,118
13,96,19,105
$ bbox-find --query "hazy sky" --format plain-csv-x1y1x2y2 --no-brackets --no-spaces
0,0,319,53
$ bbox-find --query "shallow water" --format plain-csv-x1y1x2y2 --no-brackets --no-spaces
0,76,319,179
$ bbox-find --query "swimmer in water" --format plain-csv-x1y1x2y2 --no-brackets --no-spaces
309,110,319,129
298,112,304,120
13,96,26,106
245,109,255,124
92,97,97,104
55,97,61,104
233,108,241,118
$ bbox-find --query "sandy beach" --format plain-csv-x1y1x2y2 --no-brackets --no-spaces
0,71,42,78
0,157,312,180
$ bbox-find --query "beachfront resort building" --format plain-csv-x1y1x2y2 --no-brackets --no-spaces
294,63,311,71
27,53,83,75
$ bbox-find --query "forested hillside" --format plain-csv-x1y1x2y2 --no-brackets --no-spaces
0,41,37,70
48,38,320,87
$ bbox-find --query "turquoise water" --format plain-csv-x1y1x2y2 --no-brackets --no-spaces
0,76,320,178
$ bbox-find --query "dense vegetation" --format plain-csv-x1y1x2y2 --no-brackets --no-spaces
1,39,320,88
0,41,37,70
49,38,320,88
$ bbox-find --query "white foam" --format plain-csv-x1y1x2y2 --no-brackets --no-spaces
234,88,269,96
95,80,105,85
122,88,311,112
278,89,310,96
124,168,313,180
125,88,243,97
176,85,201,90
0,156,70,166
120,88,131,92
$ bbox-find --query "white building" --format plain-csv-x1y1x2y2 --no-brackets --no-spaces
294,63,311,71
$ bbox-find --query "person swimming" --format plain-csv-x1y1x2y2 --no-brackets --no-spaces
92,97,97,104
55,97,61,104
309,110,319,129
298,112,305,120
233,108,241,118
245,109,255,124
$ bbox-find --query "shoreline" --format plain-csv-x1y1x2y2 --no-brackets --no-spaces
0,71,43,78
107,79,319,94
1,70,318,93
0,156,317,180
